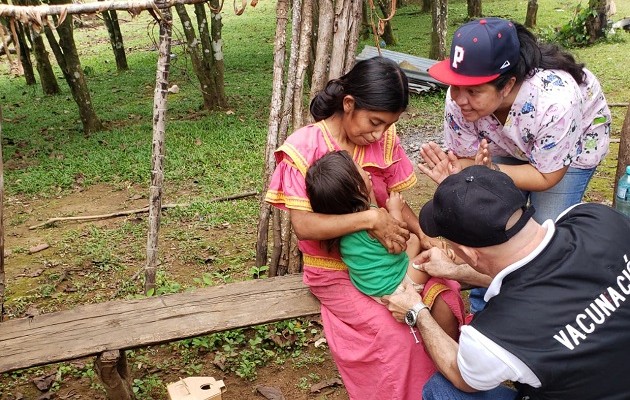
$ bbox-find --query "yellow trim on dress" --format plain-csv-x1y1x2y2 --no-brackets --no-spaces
317,121,337,152
279,142,309,176
303,254,348,271
390,173,417,193
384,124,396,164
423,283,449,309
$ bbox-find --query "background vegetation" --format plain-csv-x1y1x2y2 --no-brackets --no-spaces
0,0,628,398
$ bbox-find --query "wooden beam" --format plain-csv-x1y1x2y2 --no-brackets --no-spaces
0,274,319,373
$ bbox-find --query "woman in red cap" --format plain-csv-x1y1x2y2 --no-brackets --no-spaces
424,17,610,224
422,17,611,314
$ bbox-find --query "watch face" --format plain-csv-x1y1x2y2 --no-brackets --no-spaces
405,310,416,326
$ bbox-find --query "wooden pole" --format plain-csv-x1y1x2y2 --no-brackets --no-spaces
255,0,289,275
0,107,4,322
145,1,172,294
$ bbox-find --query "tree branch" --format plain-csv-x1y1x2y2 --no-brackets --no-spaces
28,190,258,230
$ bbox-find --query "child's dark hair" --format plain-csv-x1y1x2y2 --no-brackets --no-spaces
493,20,585,90
309,56,409,121
305,151,371,251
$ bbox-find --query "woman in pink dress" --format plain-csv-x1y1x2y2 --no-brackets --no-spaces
265,57,466,399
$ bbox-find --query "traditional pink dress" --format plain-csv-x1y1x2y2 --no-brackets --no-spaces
265,121,465,399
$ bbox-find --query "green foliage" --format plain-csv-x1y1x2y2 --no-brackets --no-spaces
170,318,318,380
132,374,165,399
538,4,600,47
249,264,268,279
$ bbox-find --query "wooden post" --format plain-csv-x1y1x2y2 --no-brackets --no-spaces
145,0,173,293
525,0,538,28
95,350,133,400
0,107,4,322
614,104,630,207
255,0,289,275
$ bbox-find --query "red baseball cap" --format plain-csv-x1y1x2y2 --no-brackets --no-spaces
428,18,520,86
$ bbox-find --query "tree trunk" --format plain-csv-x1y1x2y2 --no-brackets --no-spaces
525,0,537,28
145,1,172,294
344,0,362,73
255,0,289,273
377,0,396,46
586,0,608,44
329,0,356,79
309,0,333,103
46,0,103,134
175,4,216,109
421,0,430,13
614,105,630,208
30,26,59,94
14,22,36,85
293,0,313,129
467,0,481,19
101,6,128,71
196,1,226,109
430,0,448,60
207,0,227,108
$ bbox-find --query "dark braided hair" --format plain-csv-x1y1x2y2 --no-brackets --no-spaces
309,56,409,121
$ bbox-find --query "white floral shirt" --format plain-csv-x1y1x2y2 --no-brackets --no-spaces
443,68,610,172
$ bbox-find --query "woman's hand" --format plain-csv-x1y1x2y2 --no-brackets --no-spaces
418,142,463,184
475,139,492,167
368,207,410,254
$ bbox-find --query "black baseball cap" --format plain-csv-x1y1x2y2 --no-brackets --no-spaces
419,166,535,248
428,18,520,86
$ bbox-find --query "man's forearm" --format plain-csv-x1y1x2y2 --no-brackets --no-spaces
450,263,492,289
416,309,476,392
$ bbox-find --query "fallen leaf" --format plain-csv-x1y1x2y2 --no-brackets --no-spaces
29,243,50,254
255,385,285,400
310,377,343,393
32,372,56,391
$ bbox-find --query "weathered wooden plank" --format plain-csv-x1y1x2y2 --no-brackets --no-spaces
0,274,319,373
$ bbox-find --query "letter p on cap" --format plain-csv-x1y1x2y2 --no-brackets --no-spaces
452,46,465,69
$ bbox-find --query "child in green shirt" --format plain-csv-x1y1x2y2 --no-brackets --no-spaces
305,150,429,299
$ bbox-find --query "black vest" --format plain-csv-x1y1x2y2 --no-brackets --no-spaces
471,204,630,400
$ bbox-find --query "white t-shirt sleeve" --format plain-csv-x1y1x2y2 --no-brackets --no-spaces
458,325,542,390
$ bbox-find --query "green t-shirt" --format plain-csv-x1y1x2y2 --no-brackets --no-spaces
340,230,408,297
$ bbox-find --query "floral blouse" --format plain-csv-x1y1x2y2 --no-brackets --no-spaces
444,68,611,173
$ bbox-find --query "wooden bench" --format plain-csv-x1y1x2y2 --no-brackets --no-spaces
0,274,320,398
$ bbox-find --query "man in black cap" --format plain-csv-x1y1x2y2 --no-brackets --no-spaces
383,165,630,400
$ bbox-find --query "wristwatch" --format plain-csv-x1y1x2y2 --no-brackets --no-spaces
405,301,428,327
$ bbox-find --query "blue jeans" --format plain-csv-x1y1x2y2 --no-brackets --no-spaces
469,287,487,314
493,157,596,223
529,166,596,223
422,372,518,400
